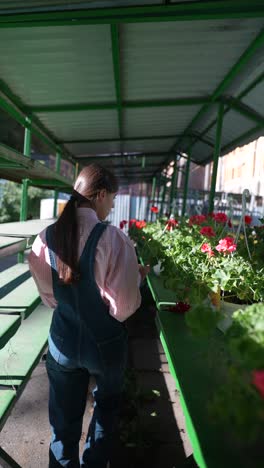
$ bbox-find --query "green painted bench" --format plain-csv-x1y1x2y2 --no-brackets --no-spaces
0,261,53,467
0,264,41,320
142,267,262,468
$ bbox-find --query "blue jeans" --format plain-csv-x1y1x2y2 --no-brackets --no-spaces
46,332,128,468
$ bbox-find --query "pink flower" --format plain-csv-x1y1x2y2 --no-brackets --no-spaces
151,206,159,213
201,243,215,257
215,236,237,254
189,214,207,226
201,243,211,252
252,370,264,399
212,212,228,223
119,220,128,229
244,215,252,225
199,226,216,238
166,219,178,231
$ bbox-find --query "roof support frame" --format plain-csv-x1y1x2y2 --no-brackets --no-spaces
27,97,210,113
182,71,264,157
0,77,74,162
170,26,264,156
0,2,263,28
111,24,123,141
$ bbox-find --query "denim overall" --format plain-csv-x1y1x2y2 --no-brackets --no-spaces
45,222,128,468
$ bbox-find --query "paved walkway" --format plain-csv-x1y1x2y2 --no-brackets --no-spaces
0,284,196,468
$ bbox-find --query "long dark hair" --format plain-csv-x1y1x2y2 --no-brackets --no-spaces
52,163,118,284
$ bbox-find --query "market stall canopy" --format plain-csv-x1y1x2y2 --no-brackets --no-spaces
0,1,263,183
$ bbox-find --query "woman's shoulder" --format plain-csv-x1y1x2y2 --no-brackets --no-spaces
103,224,135,249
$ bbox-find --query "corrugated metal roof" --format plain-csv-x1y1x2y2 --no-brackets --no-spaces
0,25,115,105
0,4,263,181
65,141,121,156
124,106,201,137
121,20,263,100
36,109,119,140
122,138,175,154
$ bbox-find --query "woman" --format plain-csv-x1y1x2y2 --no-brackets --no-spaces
29,164,149,468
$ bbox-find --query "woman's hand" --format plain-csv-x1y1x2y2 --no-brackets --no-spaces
138,264,150,281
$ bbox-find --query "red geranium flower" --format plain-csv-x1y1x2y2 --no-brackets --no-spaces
199,226,216,238
244,215,252,225
151,206,159,213
166,219,178,231
129,219,137,228
135,220,147,229
166,302,191,313
189,214,207,226
252,370,264,399
212,212,228,223
119,220,128,230
215,236,237,254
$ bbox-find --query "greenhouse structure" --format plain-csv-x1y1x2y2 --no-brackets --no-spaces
0,2,263,467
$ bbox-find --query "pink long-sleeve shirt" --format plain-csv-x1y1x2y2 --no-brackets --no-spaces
28,208,141,322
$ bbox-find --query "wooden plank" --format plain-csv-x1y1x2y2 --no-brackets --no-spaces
0,219,55,238
0,304,53,388
0,316,21,350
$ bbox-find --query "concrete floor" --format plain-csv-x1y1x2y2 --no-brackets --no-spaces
0,286,196,468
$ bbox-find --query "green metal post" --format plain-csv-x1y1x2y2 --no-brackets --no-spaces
160,180,167,216
182,153,191,217
209,103,224,213
18,117,31,262
23,117,31,156
169,158,178,214
150,176,156,221
53,151,61,218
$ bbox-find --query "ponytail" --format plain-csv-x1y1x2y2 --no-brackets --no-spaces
51,164,118,285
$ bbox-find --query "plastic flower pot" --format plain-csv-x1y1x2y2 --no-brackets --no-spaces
217,301,247,333
153,261,163,276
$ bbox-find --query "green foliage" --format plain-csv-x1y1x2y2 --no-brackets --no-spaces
209,304,264,443
226,303,264,369
185,303,221,337
209,366,264,443
0,180,53,222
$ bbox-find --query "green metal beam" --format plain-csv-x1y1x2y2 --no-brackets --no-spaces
220,124,263,157
237,71,264,101
77,151,169,161
0,77,74,163
150,177,157,221
225,96,264,125
111,24,123,140
209,103,224,213
184,72,264,155
19,122,31,261
182,154,191,217
171,26,264,156
0,2,263,28
169,158,178,213
53,151,61,218
63,135,179,144
29,179,70,188
29,97,209,113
